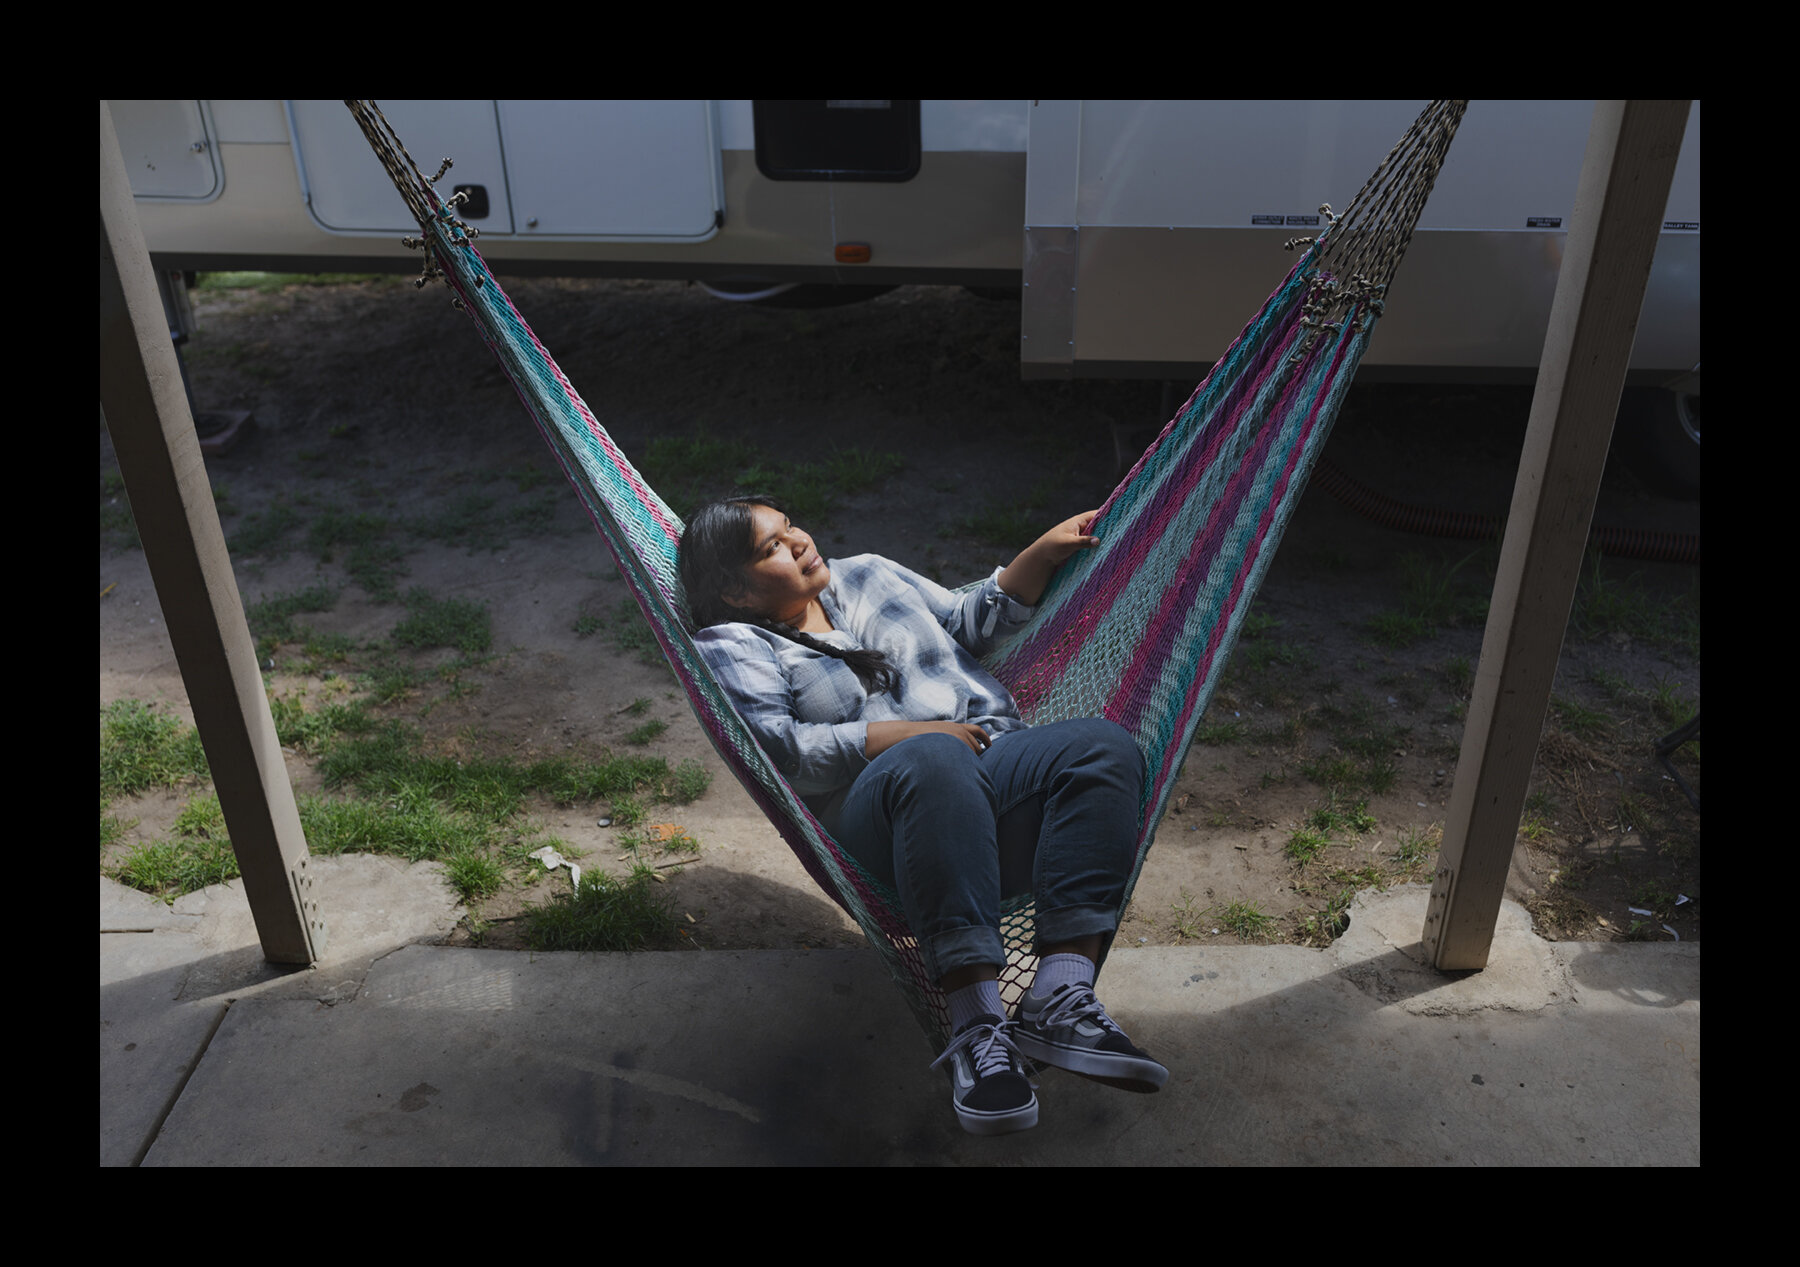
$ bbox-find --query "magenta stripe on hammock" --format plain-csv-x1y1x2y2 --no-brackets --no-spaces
1104,320,1323,732
1003,297,1308,714
1140,324,1360,801
1009,285,1306,682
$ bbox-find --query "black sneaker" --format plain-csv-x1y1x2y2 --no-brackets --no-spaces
929,1015,1039,1135
1012,983,1169,1093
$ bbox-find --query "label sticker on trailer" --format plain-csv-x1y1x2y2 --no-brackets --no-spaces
1252,214,1322,226
1664,221,1699,232
1527,217,1564,228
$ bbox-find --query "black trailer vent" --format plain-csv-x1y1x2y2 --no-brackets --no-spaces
753,100,921,182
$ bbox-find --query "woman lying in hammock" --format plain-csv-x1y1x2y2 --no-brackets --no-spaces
678,496,1169,1136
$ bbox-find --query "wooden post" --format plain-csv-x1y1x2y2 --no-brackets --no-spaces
99,102,324,964
1424,100,1691,970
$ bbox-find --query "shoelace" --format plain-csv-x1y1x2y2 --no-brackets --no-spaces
930,1019,1026,1082
1030,985,1123,1035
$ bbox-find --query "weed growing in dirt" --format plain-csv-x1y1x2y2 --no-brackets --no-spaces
944,473,1062,546
1285,828,1331,866
1365,547,1490,648
1570,552,1699,655
624,720,668,745
1215,899,1276,941
1171,889,1205,939
1390,824,1441,878
1550,695,1611,742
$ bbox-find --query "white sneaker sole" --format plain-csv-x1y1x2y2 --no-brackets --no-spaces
1013,1031,1169,1093
955,1098,1040,1135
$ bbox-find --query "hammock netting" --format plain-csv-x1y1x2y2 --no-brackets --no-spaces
347,99,1467,1052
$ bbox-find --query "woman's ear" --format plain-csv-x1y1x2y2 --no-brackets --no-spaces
718,580,755,613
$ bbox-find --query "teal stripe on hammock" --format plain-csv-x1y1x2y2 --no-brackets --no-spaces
1100,327,1370,919
1128,319,1371,826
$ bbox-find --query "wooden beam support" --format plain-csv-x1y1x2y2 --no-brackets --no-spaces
1425,100,1691,970
99,102,324,965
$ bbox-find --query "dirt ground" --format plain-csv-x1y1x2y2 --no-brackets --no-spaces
99,273,1702,958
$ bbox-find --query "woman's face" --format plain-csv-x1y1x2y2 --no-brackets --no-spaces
724,504,830,624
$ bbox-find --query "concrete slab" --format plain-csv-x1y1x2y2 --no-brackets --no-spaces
105,863,1699,1166
100,856,464,1166
124,884,1697,1166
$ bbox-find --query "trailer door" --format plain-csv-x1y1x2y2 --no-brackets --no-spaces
495,101,720,240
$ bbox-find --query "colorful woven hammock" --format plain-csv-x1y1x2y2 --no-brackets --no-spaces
348,99,1466,1051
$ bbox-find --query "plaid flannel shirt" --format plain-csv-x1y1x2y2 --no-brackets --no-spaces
692,554,1037,830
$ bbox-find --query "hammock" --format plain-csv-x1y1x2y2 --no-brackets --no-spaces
347,99,1466,1051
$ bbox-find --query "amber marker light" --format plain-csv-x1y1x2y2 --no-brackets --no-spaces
835,243,872,264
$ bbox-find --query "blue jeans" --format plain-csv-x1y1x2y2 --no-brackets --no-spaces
833,717,1145,982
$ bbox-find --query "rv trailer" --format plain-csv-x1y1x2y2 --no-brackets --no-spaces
118,99,1700,489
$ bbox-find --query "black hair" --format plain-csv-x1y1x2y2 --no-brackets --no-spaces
678,496,897,693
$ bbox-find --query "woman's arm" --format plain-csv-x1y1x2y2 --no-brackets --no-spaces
997,510,1101,606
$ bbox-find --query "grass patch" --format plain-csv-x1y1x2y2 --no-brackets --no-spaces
105,790,241,904
634,431,905,526
1195,717,1246,746
637,433,763,520
245,584,339,654
603,599,670,672
196,271,399,294
519,867,679,951
109,836,241,902
1308,796,1377,835
392,589,492,655
944,474,1061,547
100,700,210,800
228,501,303,559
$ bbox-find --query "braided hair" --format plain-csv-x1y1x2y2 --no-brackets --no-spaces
679,496,897,693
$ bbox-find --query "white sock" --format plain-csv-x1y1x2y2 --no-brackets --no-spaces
1030,953,1095,1000
947,979,1005,1033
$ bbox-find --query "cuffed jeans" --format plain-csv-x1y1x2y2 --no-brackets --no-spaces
833,717,1145,982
